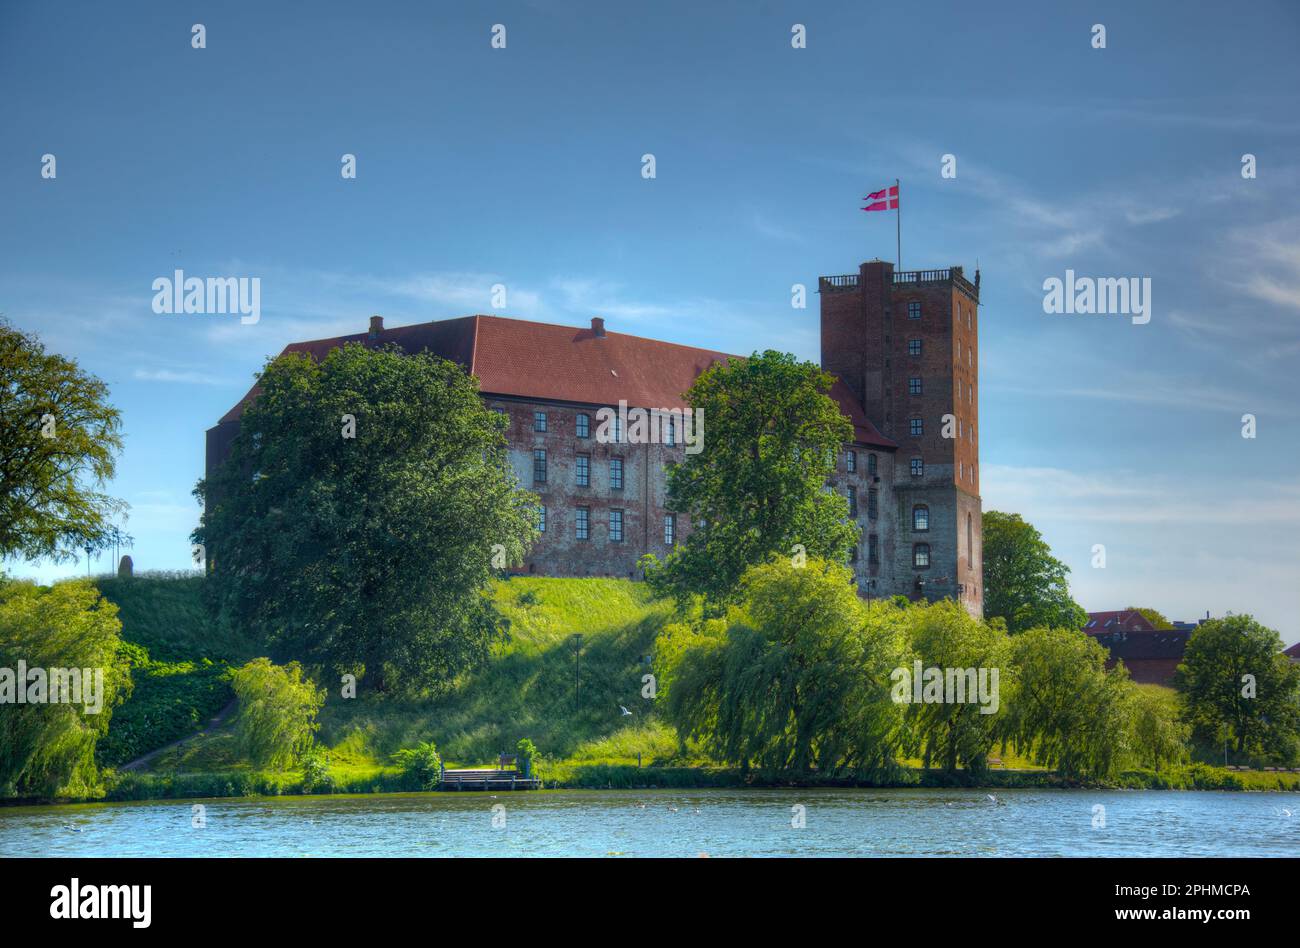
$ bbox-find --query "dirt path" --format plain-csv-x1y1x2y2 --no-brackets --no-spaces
118,698,238,772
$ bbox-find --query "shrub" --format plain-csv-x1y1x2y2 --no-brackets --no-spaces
230,658,324,770
391,740,442,790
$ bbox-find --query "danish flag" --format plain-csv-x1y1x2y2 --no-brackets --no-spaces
862,185,899,212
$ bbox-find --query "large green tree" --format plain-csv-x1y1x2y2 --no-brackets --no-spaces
1174,615,1300,763
0,578,131,797
981,511,1086,634
659,558,910,777
230,657,325,770
0,319,126,562
643,350,857,611
195,344,538,693
999,626,1133,779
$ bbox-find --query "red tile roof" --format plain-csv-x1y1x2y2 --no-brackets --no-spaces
1083,610,1158,634
218,314,896,448
1284,642,1300,660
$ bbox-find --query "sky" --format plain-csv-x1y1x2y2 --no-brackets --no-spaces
2,1,1298,643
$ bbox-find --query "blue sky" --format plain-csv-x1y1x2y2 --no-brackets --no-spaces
2,1,1298,643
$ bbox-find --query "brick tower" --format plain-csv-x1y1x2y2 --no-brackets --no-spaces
819,260,983,616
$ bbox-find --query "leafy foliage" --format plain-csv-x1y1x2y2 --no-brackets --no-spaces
391,740,442,790
900,600,1010,775
195,343,538,693
1174,614,1300,764
1126,606,1174,630
998,626,1131,779
981,511,1085,634
1127,685,1190,771
0,578,131,797
0,319,126,562
230,658,324,770
515,737,538,775
659,558,910,777
96,656,233,768
644,351,857,612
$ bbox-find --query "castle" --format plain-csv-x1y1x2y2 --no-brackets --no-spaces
207,260,983,614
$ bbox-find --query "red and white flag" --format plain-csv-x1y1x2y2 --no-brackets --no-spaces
862,185,899,212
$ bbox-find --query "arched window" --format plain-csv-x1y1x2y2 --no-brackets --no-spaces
867,453,878,476
913,505,929,531
913,543,930,569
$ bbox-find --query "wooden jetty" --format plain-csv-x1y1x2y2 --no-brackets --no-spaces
439,756,541,791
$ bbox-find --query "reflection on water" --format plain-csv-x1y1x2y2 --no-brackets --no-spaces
3,788,1298,857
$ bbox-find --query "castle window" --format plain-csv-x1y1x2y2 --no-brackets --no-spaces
909,377,922,396
868,488,878,520
913,543,931,569
534,411,547,432
848,490,858,518
537,505,546,533
911,458,924,477
908,301,922,320
664,416,676,446
610,457,624,490
908,338,922,357
576,413,590,438
576,507,589,541
611,414,624,443
609,509,624,542
867,453,878,476
967,348,973,367
913,504,930,531
664,514,675,546
868,534,880,565
846,450,857,473
910,417,923,437
533,449,547,483
576,454,590,487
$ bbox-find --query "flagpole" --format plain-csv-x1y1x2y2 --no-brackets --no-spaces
895,178,901,271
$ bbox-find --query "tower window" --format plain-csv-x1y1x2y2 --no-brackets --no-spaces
576,412,590,438
913,505,929,531
575,454,590,487
910,458,924,477
908,338,922,357
576,506,589,541
664,514,676,546
908,301,922,320
868,488,878,521
913,543,931,569
610,457,624,490
909,377,922,396
533,449,547,483
846,450,857,473
609,509,624,542
537,505,547,533
868,534,880,565
867,454,878,476
848,490,858,518
533,411,547,432
910,417,923,437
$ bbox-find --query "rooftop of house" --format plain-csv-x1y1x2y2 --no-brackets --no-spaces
216,313,896,448
1083,610,1158,634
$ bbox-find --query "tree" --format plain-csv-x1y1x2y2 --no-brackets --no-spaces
195,344,538,693
230,658,324,770
659,558,910,777
901,600,1011,775
1174,615,1300,763
999,626,1133,779
0,578,131,797
1128,685,1189,771
643,351,857,611
982,511,1085,634
1126,606,1174,630
0,319,126,563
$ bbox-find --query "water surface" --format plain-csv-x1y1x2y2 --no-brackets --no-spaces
3,788,1298,857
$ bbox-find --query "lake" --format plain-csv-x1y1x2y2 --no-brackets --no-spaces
3,788,1298,857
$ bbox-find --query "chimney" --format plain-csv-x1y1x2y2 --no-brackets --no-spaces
591,316,606,337
369,315,383,337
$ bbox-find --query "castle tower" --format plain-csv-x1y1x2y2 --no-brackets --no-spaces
819,260,983,616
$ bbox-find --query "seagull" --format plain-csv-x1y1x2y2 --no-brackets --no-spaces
987,794,998,805
619,705,633,716
1276,807,1293,817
